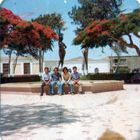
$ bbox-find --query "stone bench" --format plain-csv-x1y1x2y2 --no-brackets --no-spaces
1,80,124,94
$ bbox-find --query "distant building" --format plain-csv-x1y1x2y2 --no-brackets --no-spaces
63,57,110,74
1,55,139,76
109,56,140,72
0,56,110,76
0,56,41,76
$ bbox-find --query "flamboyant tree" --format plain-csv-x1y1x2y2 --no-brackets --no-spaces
74,8,140,56
0,8,58,74
69,0,122,32
33,13,65,72
69,0,122,74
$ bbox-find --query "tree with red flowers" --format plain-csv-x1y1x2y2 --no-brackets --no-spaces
74,8,140,56
69,0,122,74
0,8,58,75
33,13,65,72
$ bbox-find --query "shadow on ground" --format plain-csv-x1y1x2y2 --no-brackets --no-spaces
1,103,80,136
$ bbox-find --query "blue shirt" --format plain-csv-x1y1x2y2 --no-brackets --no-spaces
51,73,61,81
71,72,80,80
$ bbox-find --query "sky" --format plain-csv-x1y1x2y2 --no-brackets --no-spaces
1,0,140,60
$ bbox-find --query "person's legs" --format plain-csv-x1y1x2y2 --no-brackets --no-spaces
57,81,62,94
70,81,75,93
78,82,84,94
61,82,65,94
51,81,56,94
40,82,46,96
69,81,74,93
48,83,52,94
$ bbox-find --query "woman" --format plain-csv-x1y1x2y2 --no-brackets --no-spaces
62,67,72,94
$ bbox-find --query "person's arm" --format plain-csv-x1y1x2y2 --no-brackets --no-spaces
74,73,80,83
42,73,46,83
61,73,65,82
62,42,67,49
46,74,51,84
67,73,71,83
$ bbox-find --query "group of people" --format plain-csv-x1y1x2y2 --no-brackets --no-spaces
40,66,82,96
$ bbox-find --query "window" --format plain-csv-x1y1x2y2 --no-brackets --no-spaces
24,63,30,74
3,63,9,75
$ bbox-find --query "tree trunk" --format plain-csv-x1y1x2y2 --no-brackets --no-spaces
110,35,140,56
120,35,140,56
13,55,19,74
39,49,42,74
41,50,45,70
39,49,44,74
133,45,140,56
121,36,140,56
114,55,121,73
8,52,12,76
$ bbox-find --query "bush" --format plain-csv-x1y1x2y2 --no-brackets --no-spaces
81,73,134,83
1,75,41,84
117,67,130,73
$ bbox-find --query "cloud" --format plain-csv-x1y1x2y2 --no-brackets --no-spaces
0,0,4,4
137,0,140,3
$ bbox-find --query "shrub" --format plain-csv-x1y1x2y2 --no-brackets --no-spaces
80,73,134,83
1,75,41,83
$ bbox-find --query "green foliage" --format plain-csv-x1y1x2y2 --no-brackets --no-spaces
82,73,133,82
74,8,140,55
69,0,122,31
33,13,65,34
117,67,130,73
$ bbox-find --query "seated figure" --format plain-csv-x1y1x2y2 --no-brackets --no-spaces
40,67,51,96
71,66,83,94
51,67,62,95
61,67,73,94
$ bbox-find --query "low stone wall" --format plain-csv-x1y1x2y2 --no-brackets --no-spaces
82,81,124,93
1,80,124,94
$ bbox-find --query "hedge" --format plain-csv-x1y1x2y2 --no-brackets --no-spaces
81,73,135,83
0,74,41,84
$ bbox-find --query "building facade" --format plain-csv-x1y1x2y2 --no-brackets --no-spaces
109,56,140,72
0,56,110,76
1,55,139,76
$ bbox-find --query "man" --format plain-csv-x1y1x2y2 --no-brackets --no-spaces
51,67,62,95
71,66,83,94
40,67,51,96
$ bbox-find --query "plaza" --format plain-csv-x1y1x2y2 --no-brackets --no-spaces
1,84,140,140
1,0,140,140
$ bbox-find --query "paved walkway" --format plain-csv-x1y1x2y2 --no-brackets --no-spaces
0,84,140,140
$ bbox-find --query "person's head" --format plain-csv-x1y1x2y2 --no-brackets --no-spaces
44,67,49,73
63,67,68,74
73,66,77,73
59,33,63,42
53,67,59,74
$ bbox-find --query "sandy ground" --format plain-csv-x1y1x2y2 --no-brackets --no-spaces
0,84,140,140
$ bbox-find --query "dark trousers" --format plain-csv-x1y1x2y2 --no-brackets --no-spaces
40,82,51,96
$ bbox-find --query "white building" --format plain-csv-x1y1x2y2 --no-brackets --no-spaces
0,56,110,76
63,57,110,74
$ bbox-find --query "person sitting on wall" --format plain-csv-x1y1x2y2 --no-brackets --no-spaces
51,67,62,95
40,67,51,96
71,66,83,94
62,67,73,94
